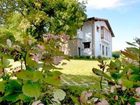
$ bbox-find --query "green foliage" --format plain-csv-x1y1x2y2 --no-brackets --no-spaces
22,82,41,98
0,0,86,39
0,81,6,93
16,70,43,82
92,68,111,80
45,71,62,86
91,38,140,105
112,51,121,59
1,0,139,104
0,0,87,104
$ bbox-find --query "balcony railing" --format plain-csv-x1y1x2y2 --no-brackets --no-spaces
101,26,111,43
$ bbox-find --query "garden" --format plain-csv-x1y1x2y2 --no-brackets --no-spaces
0,0,140,105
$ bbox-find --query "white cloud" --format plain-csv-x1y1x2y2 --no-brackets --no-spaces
87,0,122,9
79,0,140,10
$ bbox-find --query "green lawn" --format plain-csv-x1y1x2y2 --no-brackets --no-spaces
55,59,110,87
7,59,108,87
55,59,100,87
56,59,100,76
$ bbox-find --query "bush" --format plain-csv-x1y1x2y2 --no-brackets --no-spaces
112,51,121,59
70,56,92,60
91,38,140,105
97,55,102,59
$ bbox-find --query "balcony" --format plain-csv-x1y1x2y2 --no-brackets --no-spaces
101,26,111,44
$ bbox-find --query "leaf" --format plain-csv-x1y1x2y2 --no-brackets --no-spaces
122,79,133,88
32,71,43,82
18,94,31,102
126,42,136,47
111,72,121,80
133,81,140,87
25,52,38,69
6,39,12,47
92,68,111,80
126,47,139,54
16,70,43,82
16,70,33,81
109,61,116,69
2,58,11,68
129,74,140,81
45,71,62,86
0,97,2,102
109,60,121,71
3,94,20,102
53,89,66,101
0,81,6,93
115,60,121,70
70,96,80,105
121,51,138,61
130,66,140,74
128,97,137,105
5,80,21,95
22,82,41,98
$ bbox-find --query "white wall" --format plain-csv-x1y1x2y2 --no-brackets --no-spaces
77,21,93,56
94,21,112,58
76,20,113,58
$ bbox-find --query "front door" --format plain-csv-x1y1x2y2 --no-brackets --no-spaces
78,47,81,56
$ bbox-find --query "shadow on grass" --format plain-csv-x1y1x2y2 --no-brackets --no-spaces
61,74,101,89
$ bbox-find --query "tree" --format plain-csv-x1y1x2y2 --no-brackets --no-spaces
0,0,87,104
0,0,87,40
0,0,86,74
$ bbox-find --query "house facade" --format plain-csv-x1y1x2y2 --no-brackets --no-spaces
67,17,115,58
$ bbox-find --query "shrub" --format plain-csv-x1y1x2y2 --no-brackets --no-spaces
97,55,102,59
112,51,121,59
70,56,92,60
91,38,140,105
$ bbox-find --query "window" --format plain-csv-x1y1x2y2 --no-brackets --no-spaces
100,44,101,50
101,26,104,39
83,42,90,48
102,45,104,55
106,47,108,56
96,26,99,32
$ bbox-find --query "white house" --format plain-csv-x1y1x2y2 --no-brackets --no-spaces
67,17,115,58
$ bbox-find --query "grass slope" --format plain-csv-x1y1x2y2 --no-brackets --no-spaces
54,59,101,87
56,59,100,76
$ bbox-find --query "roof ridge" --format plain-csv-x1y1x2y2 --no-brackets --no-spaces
86,17,115,37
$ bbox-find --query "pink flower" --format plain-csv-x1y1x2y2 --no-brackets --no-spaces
32,100,44,105
95,99,109,105
53,56,63,65
61,35,69,42
37,44,45,50
135,102,140,105
80,91,93,104
85,91,92,98
31,53,41,62
136,87,140,96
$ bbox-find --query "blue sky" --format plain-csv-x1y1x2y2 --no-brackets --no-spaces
82,0,140,51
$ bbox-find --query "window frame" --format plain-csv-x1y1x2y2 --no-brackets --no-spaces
83,42,90,49
102,45,104,55
96,26,99,32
